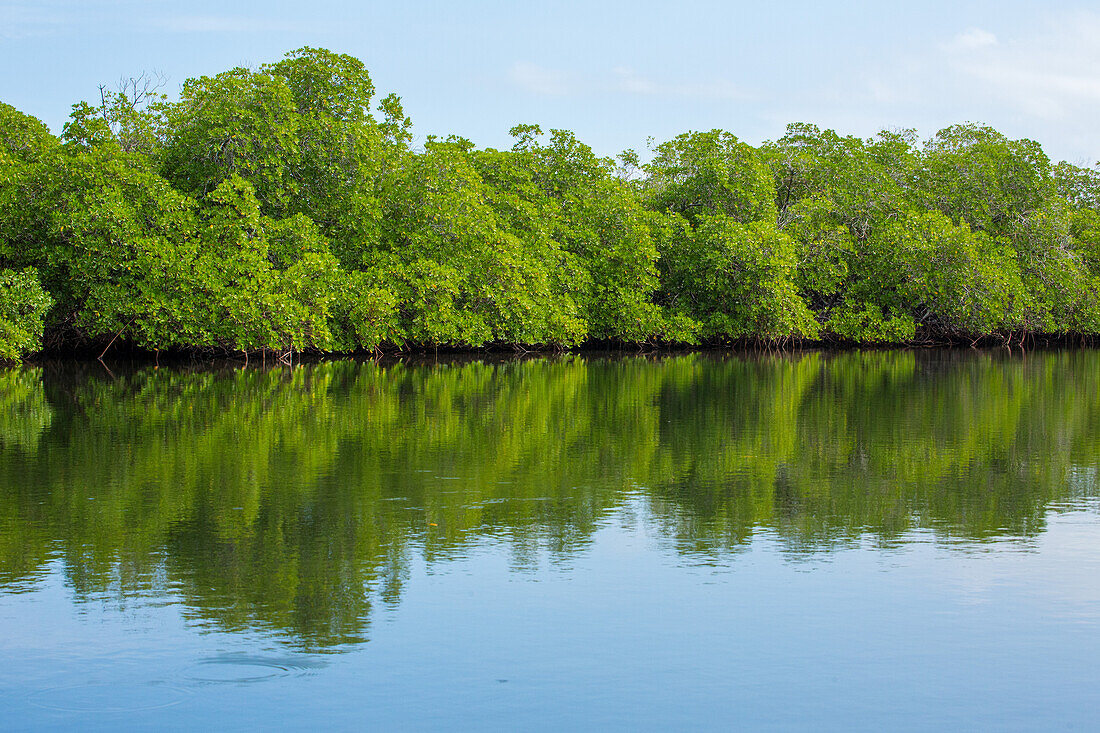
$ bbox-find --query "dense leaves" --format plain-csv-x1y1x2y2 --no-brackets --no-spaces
0,268,50,361
2,51,1100,359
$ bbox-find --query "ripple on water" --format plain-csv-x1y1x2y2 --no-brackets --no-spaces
27,683,189,713
182,654,325,684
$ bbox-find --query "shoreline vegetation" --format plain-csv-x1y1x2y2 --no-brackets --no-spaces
4,48,1100,363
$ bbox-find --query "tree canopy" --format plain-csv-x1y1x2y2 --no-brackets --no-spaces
3,50,1100,360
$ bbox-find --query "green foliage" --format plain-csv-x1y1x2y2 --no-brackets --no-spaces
62,81,169,158
826,300,916,343
379,139,587,346
329,269,400,351
762,125,919,320
0,104,63,275
264,47,390,250
43,145,339,352
491,127,666,341
0,268,52,361
646,129,776,224
921,124,1053,236
658,214,819,340
642,129,815,341
0,102,59,163
850,211,1026,337
5,50,1100,356
161,67,300,208
763,124,915,235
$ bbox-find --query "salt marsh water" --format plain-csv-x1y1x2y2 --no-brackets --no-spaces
0,350,1098,730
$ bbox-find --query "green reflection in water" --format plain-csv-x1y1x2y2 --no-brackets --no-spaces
0,350,1097,647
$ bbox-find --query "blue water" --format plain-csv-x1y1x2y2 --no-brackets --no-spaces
0,351,1097,730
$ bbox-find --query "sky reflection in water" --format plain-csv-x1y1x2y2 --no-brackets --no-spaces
0,350,1098,729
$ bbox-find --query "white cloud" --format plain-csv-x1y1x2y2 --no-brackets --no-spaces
944,14,1100,121
0,2,76,39
613,66,746,101
949,28,998,50
147,15,325,34
0,4,327,39
779,12,1100,162
613,66,657,95
507,62,745,101
508,62,569,96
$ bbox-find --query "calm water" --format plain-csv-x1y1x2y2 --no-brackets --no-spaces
0,350,1098,730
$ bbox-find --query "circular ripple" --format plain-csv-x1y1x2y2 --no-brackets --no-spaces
183,657,291,683
28,683,189,713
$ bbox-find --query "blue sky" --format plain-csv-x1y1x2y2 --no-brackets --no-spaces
3,1,1100,164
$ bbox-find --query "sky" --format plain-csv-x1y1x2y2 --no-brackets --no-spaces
3,0,1100,164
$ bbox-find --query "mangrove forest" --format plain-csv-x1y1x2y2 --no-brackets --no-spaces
3,47,1100,361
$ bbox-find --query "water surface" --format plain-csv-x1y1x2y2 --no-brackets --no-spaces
0,350,1098,730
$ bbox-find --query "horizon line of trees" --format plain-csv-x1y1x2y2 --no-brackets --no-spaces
3,47,1100,361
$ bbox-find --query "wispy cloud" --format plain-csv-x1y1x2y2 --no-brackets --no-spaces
948,28,998,51
0,1,78,39
612,66,746,101
508,62,570,96
508,62,746,101
0,4,327,39
927,13,1100,124
613,66,657,95
146,15,329,34
778,11,1100,161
